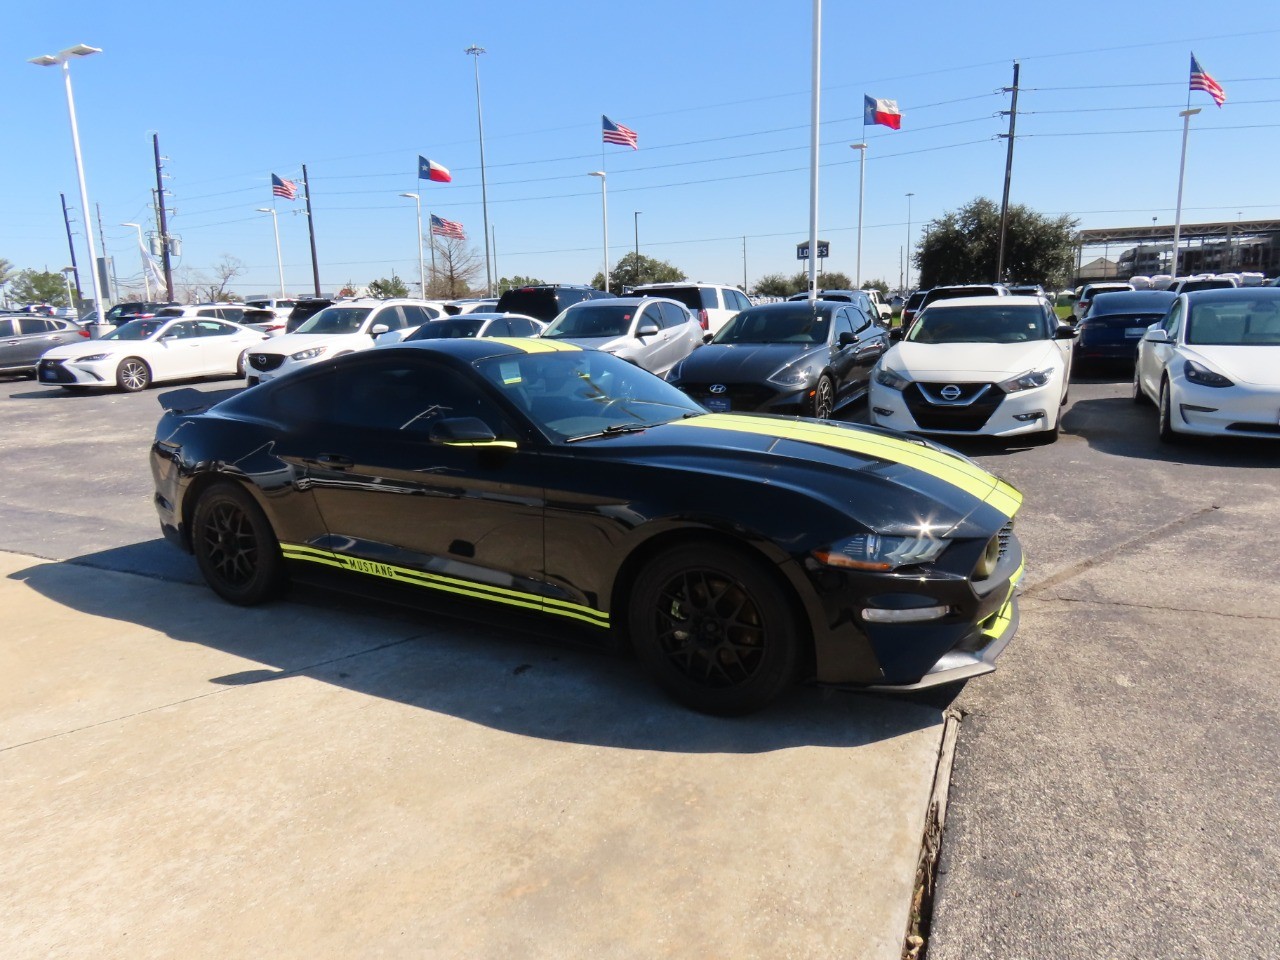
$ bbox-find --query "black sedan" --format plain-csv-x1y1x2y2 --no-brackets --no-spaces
151,338,1024,714
664,300,888,418
1074,290,1175,369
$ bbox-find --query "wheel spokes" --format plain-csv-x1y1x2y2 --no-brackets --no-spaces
651,566,766,688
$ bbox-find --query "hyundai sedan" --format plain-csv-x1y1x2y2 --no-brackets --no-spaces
151,338,1025,715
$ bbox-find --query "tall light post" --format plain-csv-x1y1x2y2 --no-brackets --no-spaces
588,172,609,292
120,222,150,299
465,45,493,297
806,0,822,301
633,211,642,263
29,44,106,323
255,208,287,298
59,267,76,311
397,193,425,296
1170,107,1201,279
850,143,867,287
905,192,915,292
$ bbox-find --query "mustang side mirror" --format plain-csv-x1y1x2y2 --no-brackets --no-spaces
429,417,498,443
636,321,660,338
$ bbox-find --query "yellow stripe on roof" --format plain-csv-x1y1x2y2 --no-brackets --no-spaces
671,413,1022,519
486,337,581,354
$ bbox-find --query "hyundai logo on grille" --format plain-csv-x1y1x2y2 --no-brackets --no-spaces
709,384,727,394
940,384,963,401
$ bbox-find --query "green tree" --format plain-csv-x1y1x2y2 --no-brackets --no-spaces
916,197,1078,289
752,273,792,297
779,269,853,295
496,274,543,295
591,252,685,294
861,278,889,296
368,271,410,299
8,268,71,306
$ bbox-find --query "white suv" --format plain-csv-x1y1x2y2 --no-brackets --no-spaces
244,298,443,386
629,282,751,334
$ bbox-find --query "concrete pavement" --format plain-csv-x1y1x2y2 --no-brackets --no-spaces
2,549,943,959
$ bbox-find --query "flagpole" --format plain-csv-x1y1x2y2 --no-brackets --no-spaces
807,0,822,301
427,210,437,288
1170,106,1199,279
852,132,867,289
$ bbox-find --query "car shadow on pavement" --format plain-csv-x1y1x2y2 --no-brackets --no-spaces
1061,397,1280,467
11,545,942,754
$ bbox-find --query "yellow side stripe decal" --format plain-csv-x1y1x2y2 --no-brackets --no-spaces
671,413,1023,518
486,337,581,354
980,560,1025,639
279,543,609,627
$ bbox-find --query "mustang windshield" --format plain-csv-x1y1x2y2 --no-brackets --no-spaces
103,319,164,341
1186,301,1280,345
908,305,1048,344
475,350,703,441
712,305,832,344
295,307,373,335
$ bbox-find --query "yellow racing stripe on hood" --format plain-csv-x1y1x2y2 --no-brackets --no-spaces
672,413,1022,518
486,337,581,353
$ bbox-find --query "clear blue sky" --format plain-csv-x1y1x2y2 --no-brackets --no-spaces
5,1,1279,299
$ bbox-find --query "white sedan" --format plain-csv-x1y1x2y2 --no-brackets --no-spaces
869,295,1075,442
37,316,266,392
1134,287,1280,442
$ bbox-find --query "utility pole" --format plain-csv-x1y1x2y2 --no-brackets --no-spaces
152,134,174,300
95,202,117,304
302,164,321,296
742,236,747,291
60,193,83,299
995,60,1020,284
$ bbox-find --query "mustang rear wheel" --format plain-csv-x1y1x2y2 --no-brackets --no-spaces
116,357,151,392
191,482,287,605
629,543,800,715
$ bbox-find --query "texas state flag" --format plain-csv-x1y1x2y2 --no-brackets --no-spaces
864,95,902,130
417,156,453,183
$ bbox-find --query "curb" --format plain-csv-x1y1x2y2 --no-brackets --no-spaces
903,706,962,960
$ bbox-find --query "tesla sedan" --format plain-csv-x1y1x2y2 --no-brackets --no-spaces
151,338,1025,715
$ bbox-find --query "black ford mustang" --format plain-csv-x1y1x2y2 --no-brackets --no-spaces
151,338,1024,714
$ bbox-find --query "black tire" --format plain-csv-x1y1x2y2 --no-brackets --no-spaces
191,481,287,605
809,374,835,420
1158,379,1183,444
1132,364,1149,405
116,356,151,392
628,542,801,715
235,349,248,378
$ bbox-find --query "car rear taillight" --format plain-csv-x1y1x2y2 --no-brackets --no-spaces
78,329,91,338
697,308,708,330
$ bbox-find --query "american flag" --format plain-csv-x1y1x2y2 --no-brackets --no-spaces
271,174,298,200
430,214,465,239
602,115,638,150
1190,54,1226,107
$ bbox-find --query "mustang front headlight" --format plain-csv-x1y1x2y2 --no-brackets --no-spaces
767,362,815,387
812,533,947,572
997,367,1052,392
290,346,327,361
74,353,110,362
874,366,912,391
1183,359,1233,388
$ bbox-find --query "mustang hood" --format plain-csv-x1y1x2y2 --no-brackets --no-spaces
676,343,823,382
1186,345,1280,386
589,412,1021,537
888,340,1059,380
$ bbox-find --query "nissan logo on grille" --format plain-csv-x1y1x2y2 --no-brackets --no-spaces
709,384,727,394
940,384,963,401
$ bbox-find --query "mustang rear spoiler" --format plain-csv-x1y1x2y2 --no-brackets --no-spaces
157,387,240,415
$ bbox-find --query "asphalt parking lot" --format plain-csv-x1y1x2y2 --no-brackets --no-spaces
2,369,1278,958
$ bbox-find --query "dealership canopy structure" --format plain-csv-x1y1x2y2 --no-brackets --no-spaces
1075,218,1280,280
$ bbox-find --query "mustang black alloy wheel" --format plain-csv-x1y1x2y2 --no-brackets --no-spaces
116,357,151,392
191,482,287,605
810,374,834,419
629,543,800,715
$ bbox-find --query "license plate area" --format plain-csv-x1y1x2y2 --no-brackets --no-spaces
1124,327,1147,338
704,396,731,412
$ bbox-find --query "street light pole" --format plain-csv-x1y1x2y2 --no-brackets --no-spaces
256,208,286,298
905,192,915,292
588,172,608,292
850,143,867,288
29,44,106,325
465,45,493,297
634,211,641,262
1170,107,1201,279
398,193,425,296
806,0,822,301
121,221,150,298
